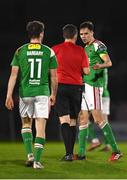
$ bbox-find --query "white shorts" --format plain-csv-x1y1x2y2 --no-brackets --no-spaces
102,97,110,115
81,83,103,111
19,96,50,119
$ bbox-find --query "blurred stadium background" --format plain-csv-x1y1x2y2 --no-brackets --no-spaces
0,0,127,141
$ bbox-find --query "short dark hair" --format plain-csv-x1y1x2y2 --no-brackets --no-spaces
62,24,78,39
80,21,94,31
26,20,45,39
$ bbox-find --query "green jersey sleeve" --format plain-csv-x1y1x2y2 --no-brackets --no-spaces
49,49,58,69
96,42,108,55
11,49,20,66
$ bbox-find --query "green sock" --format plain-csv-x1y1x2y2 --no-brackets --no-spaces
103,134,109,145
78,127,88,156
34,137,45,162
88,122,97,140
101,123,119,152
21,128,33,155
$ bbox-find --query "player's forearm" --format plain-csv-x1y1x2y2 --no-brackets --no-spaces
50,77,58,97
100,54,112,68
6,75,17,98
93,60,112,70
100,60,112,68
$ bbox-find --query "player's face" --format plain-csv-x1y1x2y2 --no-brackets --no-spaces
80,28,93,45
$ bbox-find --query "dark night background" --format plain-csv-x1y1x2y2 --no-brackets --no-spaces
0,0,127,141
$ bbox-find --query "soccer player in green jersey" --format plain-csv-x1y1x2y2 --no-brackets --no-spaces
5,21,58,169
88,68,111,151
75,21,122,161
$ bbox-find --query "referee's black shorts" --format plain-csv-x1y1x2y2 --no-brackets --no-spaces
55,83,82,119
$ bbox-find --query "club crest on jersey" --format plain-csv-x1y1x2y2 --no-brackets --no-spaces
28,44,41,50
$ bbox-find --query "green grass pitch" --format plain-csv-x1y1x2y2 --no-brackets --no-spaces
0,141,126,179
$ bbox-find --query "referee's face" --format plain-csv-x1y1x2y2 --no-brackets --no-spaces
80,28,93,45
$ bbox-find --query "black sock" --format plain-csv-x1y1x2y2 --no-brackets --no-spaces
70,126,77,155
61,123,71,155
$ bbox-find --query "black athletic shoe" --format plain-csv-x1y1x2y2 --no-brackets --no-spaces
25,154,34,167
61,154,73,161
25,159,34,167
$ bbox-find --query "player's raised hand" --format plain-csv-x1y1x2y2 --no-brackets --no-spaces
5,96,14,110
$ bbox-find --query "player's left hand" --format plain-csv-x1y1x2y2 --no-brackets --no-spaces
49,95,56,106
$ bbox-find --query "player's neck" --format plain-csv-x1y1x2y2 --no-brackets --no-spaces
65,39,76,44
87,37,95,45
30,38,42,44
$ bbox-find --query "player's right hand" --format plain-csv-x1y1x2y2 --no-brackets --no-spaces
5,96,14,110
